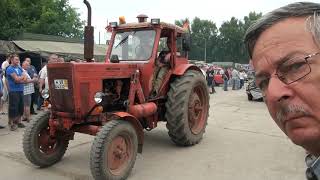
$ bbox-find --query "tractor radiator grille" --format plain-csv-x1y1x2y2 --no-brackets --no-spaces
48,66,75,113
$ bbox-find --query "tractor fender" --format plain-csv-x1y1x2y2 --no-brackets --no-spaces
111,112,144,153
173,64,202,76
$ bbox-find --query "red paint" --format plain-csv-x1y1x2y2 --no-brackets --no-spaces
46,22,198,151
129,102,157,118
73,125,101,136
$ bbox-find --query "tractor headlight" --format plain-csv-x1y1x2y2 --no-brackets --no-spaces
94,92,104,104
41,89,50,99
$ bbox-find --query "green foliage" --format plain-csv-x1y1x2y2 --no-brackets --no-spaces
0,0,84,40
176,12,262,64
219,17,246,63
0,0,24,40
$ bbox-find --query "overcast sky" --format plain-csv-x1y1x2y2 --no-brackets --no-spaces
69,0,300,43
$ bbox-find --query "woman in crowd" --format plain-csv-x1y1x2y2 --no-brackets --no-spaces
21,60,37,122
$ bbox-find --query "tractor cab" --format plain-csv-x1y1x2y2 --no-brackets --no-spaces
106,16,191,69
104,17,192,98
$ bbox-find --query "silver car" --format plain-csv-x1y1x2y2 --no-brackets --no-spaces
246,79,263,101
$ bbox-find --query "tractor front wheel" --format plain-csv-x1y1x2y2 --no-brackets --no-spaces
165,70,209,146
90,120,138,180
23,111,69,167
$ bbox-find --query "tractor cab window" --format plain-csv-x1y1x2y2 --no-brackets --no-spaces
111,30,156,61
176,36,185,58
157,37,170,53
157,36,185,58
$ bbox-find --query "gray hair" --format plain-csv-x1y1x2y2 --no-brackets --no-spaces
244,2,320,58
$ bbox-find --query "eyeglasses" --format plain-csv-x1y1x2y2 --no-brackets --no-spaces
256,52,320,92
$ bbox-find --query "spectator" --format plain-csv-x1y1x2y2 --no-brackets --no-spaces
21,60,37,122
1,54,11,109
37,61,47,110
239,69,246,89
6,54,28,130
58,57,65,63
24,57,38,115
219,68,225,75
0,67,4,115
223,68,229,91
39,54,58,94
206,67,216,94
0,68,4,129
244,2,320,179
231,68,240,90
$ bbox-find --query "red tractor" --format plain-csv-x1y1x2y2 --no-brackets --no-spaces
23,1,209,179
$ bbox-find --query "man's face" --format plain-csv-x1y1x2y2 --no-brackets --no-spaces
252,17,320,155
22,61,29,70
48,55,58,64
25,58,31,64
12,56,20,66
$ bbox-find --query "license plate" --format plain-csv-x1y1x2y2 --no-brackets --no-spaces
54,79,69,90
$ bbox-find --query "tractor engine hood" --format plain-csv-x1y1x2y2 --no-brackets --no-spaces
47,62,138,116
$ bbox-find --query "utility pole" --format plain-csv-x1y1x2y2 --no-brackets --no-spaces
99,31,101,45
204,38,207,63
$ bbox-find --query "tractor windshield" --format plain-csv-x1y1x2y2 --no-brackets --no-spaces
110,30,156,61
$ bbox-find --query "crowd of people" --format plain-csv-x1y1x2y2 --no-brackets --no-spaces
199,65,248,94
0,53,60,130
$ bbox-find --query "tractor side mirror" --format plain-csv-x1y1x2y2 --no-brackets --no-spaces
182,33,191,51
110,55,120,63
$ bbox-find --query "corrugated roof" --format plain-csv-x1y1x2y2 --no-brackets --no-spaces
13,40,107,56
17,33,84,43
0,40,22,54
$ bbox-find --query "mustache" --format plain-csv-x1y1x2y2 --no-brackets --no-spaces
276,104,310,124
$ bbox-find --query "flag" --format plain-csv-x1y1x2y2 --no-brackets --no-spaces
182,20,190,32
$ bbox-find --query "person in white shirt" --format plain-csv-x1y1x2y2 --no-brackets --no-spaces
239,69,246,89
231,68,240,90
39,54,58,93
1,54,10,103
219,69,225,75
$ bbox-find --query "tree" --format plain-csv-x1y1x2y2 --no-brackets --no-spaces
216,12,262,64
0,0,84,40
190,17,219,62
173,12,262,64
219,17,245,62
243,12,263,32
0,0,24,40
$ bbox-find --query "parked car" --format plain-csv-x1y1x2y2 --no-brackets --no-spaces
212,67,224,85
246,79,263,101
246,70,255,81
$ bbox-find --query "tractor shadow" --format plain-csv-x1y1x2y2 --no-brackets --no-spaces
142,123,189,150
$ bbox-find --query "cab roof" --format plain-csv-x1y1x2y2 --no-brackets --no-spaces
116,22,187,34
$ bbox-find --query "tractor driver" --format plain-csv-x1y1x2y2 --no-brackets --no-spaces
151,37,172,97
157,37,172,66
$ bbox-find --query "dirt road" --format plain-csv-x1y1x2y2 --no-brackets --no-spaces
0,87,306,180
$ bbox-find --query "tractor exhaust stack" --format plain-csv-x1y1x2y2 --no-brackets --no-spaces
83,0,94,62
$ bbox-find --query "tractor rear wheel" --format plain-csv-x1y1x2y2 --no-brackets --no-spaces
23,111,69,167
165,70,209,146
90,120,138,180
